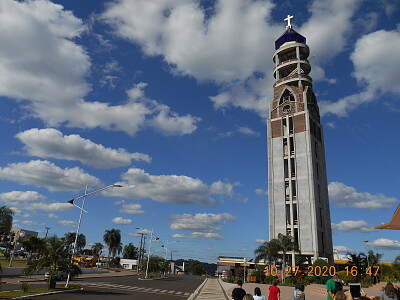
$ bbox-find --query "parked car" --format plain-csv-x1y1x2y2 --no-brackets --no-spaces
44,270,68,281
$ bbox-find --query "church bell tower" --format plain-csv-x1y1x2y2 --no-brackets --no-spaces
267,15,333,264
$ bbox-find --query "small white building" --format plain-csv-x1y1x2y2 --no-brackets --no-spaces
120,259,138,270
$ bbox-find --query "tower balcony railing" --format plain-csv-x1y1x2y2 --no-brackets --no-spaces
274,74,312,87
273,43,310,62
275,58,309,70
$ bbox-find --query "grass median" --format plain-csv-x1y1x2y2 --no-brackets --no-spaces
0,285,81,299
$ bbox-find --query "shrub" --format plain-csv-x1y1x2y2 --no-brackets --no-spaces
264,275,277,284
21,282,29,293
336,270,356,284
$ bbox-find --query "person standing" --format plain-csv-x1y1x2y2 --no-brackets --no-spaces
295,284,305,300
381,282,398,300
254,287,266,300
327,274,340,300
268,280,280,300
232,280,246,300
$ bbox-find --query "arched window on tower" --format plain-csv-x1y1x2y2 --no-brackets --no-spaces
279,89,295,105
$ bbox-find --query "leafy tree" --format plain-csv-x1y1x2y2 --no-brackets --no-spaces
189,260,206,275
103,229,122,258
141,255,167,275
394,255,400,265
25,235,81,287
123,243,138,259
91,242,103,256
63,232,86,252
80,249,93,256
0,206,14,254
0,206,14,237
22,236,46,258
368,250,383,266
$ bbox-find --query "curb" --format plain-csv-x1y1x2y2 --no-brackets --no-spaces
8,287,83,299
186,278,208,300
15,271,136,283
217,277,232,300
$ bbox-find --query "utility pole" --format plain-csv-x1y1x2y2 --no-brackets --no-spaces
138,232,144,271
45,227,50,239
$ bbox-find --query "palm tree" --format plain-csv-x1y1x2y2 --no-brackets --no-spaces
254,239,280,267
63,232,86,252
25,235,81,287
91,242,103,256
276,233,299,281
123,243,138,259
103,229,122,259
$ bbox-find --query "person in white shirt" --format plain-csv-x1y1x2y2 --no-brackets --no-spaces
253,287,266,300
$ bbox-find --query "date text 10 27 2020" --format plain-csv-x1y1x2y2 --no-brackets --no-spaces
264,265,380,277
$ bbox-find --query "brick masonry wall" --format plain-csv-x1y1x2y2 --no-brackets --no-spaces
271,120,282,138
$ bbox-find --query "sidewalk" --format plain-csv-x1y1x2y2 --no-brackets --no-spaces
221,281,383,300
188,278,230,300
2,269,137,284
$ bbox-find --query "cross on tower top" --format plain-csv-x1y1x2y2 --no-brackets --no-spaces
284,14,294,29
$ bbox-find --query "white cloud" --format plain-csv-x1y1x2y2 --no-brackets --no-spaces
300,0,361,77
29,203,72,212
105,169,241,205
320,28,400,117
256,239,267,244
119,203,145,214
0,190,72,213
58,220,77,227
0,1,199,136
48,213,58,219
0,0,89,104
17,220,45,226
351,29,400,94
255,189,267,196
170,213,235,232
0,160,101,191
367,238,400,250
102,0,275,83
331,220,375,232
16,128,151,169
328,182,398,209
102,0,361,116
333,245,354,253
9,207,30,218
111,217,132,225
210,181,239,197
171,232,223,239
0,191,45,203
106,169,214,206
237,127,260,137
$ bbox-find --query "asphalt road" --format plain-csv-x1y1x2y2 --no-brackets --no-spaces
5,275,205,300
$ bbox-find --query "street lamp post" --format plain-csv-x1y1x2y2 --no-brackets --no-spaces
45,227,50,239
145,230,159,279
9,230,25,267
65,183,122,287
161,240,177,275
135,228,147,272
364,240,370,268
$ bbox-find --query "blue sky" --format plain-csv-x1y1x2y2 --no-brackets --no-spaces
0,0,399,263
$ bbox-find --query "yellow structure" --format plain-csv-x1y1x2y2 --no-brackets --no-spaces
375,204,400,230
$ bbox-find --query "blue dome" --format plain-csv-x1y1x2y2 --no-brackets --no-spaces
275,28,306,50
